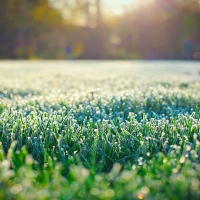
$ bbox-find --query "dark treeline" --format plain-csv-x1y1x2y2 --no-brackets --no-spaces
0,0,200,60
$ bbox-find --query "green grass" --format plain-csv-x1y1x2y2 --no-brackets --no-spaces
0,61,200,200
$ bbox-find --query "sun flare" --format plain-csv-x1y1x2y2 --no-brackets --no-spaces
104,0,144,15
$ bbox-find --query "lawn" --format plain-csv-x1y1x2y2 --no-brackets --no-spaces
0,61,200,200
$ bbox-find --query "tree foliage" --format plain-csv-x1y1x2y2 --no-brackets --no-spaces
0,0,200,59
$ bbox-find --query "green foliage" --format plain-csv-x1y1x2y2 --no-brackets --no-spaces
0,62,200,199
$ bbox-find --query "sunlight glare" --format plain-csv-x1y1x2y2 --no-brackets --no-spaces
104,0,142,15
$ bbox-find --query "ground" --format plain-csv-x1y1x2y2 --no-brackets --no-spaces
0,60,200,199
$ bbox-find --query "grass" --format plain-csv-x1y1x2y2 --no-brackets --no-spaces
0,61,200,200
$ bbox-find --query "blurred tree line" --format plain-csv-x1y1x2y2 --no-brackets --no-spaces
0,0,200,59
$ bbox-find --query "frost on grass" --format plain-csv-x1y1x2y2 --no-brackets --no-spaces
0,61,200,200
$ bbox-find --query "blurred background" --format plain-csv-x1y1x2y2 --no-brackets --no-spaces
0,0,200,60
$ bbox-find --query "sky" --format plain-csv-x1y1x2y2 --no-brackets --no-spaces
103,0,140,14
